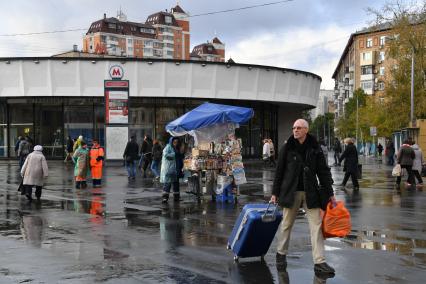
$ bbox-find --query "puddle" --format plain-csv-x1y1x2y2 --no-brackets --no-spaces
343,229,426,266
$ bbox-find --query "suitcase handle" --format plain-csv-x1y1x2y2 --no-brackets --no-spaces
261,202,278,222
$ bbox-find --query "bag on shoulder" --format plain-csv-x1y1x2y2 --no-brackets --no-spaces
392,164,401,177
322,200,351,238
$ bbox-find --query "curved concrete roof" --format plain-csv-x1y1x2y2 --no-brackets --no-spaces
0,58,321,107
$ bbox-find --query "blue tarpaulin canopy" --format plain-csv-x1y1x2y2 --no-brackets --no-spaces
166,103,254,137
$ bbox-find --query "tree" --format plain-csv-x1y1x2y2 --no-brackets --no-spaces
335,89,366,138
310,113,335,145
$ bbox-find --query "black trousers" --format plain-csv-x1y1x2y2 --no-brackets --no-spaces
334,152,340,165
342,171,359,187
396,165,415,185
23,185,42,199
413,170,423,184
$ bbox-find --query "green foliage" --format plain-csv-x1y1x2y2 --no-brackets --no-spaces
310,113,335,144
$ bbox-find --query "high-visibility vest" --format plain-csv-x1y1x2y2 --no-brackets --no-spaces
90,147,104,168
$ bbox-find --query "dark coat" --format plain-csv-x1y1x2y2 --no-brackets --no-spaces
272,134,334,209
123,140,139,161
397,145,415,166
339,144,358,174
152,143,163,161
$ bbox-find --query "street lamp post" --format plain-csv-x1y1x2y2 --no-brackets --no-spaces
356,93,359,151
410,48,415,126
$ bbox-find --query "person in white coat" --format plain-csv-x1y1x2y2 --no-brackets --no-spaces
21,145,48,202
411,143,424,187
262,139,271,165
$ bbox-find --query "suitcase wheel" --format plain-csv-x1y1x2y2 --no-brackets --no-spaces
226,244,231,250
233,255,239,262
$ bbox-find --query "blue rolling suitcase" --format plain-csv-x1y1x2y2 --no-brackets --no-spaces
227,203,282,261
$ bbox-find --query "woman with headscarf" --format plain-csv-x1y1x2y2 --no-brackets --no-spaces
20,145,48,202
73,141,90,189
338,138,360,190
160,137,184,203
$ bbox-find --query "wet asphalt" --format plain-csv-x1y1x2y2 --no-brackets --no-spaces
0,155,425,284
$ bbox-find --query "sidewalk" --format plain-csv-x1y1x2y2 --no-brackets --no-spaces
0,157,425,283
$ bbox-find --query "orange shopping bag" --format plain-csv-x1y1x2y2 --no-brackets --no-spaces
322,200,351,238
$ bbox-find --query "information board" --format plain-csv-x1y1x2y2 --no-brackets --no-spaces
105,126,128,160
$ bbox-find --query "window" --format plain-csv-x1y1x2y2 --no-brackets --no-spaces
378,82,385,91
165,16,172,24
140,27,154,34
128,39,133,44
130,26,136,32
108,23,116,29
128,47,133,52
379,67,385,76
361,66,373,75
362,52,372,61
366,38,373,48
361,80,373,90
379,51,385,61
380,36,386,46
166,50,173,55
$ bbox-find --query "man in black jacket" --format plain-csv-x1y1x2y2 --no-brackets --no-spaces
271,119,335,275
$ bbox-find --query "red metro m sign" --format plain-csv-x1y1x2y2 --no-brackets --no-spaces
109,65,124,80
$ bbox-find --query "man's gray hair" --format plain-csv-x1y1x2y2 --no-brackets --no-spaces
294,119,309,129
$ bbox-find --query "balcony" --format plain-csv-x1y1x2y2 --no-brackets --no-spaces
344,73,350,79
361,74,374,81
349,79,354,86
349,65,355,72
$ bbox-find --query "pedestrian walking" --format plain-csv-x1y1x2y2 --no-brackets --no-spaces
319,139,329,166
160,137,184,203
395,140,415,189
15,135,22,155
139,135,153,178
64,136,74,163
262,139,271,166
123,135,139,180
269,139,277,167
72,141,90,189
333,138,342,166
386,142,395,165
151,139,162,181
338,138,360,190
20,145,48,202
18,136,31,170
411,143,424,188
90,138,104,187
377,143,383,157
271,119,335,275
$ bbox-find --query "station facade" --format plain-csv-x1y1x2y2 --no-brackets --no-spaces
0,58,321,159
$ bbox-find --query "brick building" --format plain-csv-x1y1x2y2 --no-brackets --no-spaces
83,5,190,60
190,37,225,62
332,23,395,118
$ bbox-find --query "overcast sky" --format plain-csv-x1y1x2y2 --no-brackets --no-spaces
0,0,391,89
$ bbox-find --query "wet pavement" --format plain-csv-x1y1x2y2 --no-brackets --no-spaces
0,156,425,283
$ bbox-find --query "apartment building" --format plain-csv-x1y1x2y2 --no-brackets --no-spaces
332,23,395,118
83,5,190,60
190,37,225,62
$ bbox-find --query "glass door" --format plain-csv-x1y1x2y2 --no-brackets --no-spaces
8,100,34,157
35,104,64,159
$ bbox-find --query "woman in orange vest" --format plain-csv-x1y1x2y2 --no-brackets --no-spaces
90,138,104,187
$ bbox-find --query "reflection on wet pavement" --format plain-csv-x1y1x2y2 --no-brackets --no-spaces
0,157,425,283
